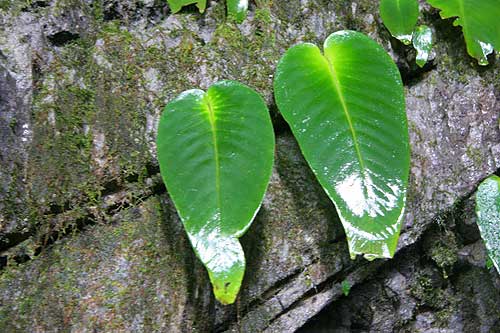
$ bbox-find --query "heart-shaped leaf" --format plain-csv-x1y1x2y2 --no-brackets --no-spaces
227,0,248,23
274,30,410,260
475,175,500,274
157,81,275,304
167,0,207,13
426,0,500,65
413,25,433,67
380,0,419,45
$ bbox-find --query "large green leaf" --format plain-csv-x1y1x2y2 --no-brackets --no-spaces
167,0,207,13
475,176,500,274
156,81,275,304
426,0,500,65
379,0,419,45
274,31,410,260
412,25,433,67
227,0,248,23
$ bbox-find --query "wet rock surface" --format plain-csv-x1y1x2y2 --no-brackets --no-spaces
0,0,499,332
299,197,500,333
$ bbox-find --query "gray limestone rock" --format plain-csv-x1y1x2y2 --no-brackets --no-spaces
0,0,499,332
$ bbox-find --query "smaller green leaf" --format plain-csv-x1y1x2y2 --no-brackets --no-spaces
227,0,248,23
379,0,419,45
341,280,351,296
167,0,207,13
475,175,500,274
486,256,494,270
412,25,433,67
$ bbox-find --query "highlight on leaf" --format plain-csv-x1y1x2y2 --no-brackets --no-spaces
274,30,410,260
412,25,433,67
156,80,275,304
426,0,500,65
475,175,500,274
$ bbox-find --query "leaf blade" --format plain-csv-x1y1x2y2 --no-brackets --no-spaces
157,81,274,304
274,31,410,260
227,0,248,23
380,0,420,45
475,175,500,274
426,0,500,65
167,0,207,13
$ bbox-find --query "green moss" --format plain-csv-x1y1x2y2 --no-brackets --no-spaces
0,197,200,331
409,269,459,328
30,72,97,211
27,20,170,236
0,0,32,13
410,274,447,309
429,231,458,275
465,145,483,166
256,7,271,23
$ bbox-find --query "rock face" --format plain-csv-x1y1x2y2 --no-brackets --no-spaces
0,0,499,332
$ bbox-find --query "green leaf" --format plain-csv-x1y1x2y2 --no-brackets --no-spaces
379,0,419,45
274,30,410,260
475,175,500,274
167,0,207,13
486,256,494,270
426,0,500,65
341,280,351,296
157,80,275,304
227,0,248,23
412,25,433,67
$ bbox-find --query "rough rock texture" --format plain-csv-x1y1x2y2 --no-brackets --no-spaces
299,197,500,333
0,0,499,332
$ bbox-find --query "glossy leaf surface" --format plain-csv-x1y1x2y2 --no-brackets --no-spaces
274,31,410,260
227,0,248,23
412,25,433,67
380,0,419,45
475,176,500,274
426,0,500,65
157,81,274,304
167,0,206,13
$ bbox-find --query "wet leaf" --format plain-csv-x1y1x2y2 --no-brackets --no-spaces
227,0,248,23
167,0,207,13
426,0,500,65
475,175,500,274
379,0,419,45
412,25,433,67
157,81,275,304
274,31,410,260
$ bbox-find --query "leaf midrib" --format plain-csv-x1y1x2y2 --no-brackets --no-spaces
396,0,404,33
324,54,367,175
457,0,469,47
204,94,222,216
